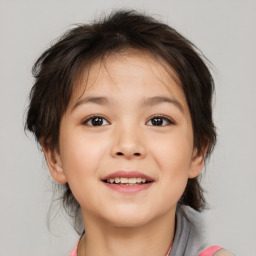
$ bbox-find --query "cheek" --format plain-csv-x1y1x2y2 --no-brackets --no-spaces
150,132,193,201
152,132,193,173
58,133,104,209
59,131,105,180
158,145,191,189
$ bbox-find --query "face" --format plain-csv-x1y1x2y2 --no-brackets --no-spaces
44,51,204,228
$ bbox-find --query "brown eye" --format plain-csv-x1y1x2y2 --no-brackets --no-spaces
146,116,173,126
151,117,163,126
83,116,110,126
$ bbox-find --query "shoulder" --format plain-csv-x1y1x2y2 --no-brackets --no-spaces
213,249,235,256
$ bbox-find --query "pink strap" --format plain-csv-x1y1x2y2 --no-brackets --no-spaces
199,246,222,256
68,241,78,256
166,243,172,255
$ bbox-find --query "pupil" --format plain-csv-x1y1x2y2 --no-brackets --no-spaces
152,118,163,126
92,117,103,126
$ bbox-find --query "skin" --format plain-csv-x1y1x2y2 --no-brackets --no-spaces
43,50,205,256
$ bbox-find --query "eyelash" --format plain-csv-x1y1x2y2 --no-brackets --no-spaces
82,114,175,127
146,115,175,126
82,115,110,126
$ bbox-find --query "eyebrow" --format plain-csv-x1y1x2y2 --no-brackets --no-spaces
143,96,184,113
71,95,184,113
71,96,110,112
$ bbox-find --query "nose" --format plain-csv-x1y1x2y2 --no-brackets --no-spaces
111,126,146,160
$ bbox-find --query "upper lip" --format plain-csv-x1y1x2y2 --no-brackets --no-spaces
102,170,154,181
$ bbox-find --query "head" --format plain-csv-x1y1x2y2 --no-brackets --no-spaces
26,10,216,229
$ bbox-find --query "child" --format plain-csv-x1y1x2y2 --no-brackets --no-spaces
25,10,234,256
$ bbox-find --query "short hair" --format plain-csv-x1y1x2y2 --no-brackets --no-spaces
25,10,216,224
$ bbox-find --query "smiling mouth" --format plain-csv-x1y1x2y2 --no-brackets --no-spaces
103,177,152,185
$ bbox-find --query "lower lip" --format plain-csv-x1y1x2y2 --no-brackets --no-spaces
103,182,153,193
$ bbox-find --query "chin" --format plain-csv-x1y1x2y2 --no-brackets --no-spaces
103,206,155,228
109,216,151,228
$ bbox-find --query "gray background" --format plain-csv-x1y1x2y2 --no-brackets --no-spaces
0,0,255,255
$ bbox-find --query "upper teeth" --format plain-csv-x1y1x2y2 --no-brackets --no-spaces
107,177,147,184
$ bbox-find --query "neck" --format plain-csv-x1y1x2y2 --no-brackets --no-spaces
78,209,175,256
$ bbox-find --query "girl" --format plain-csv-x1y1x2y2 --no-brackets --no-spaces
25,10,233,256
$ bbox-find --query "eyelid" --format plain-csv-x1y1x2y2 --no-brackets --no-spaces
146,115,175,126
82,114,110,126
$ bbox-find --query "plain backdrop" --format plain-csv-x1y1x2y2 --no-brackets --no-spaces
0,0,255,255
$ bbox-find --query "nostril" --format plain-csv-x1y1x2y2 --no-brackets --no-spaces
115,152,141,156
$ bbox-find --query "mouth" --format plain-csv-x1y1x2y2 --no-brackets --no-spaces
101,171,154,193
103,177,152,185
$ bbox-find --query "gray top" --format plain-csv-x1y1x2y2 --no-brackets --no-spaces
170,205,207,256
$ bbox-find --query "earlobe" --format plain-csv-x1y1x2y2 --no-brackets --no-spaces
41,144,67,184
188,148,206,178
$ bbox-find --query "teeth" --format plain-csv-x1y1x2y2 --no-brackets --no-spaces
106,177,149,184
137,178,142,183
128,178,136,184
120,178,129,183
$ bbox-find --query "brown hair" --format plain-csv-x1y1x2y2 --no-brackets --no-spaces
25,10,216,227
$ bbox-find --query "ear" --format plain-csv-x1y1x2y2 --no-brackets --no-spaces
188,147,207,179
41,143,67,184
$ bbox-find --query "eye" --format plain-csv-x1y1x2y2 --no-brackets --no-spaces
146,115,174,126
82,115,110,126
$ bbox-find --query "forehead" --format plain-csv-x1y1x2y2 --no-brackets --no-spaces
70,50,186,107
